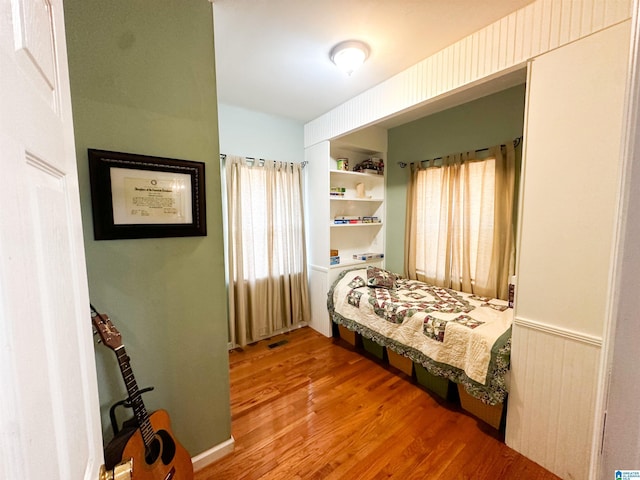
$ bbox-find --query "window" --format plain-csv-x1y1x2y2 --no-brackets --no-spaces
224,156,310,346
405,144,515,299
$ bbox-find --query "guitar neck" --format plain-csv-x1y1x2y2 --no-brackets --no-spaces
114,346,155,448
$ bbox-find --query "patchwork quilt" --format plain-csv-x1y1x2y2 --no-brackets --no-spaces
328,267,513,405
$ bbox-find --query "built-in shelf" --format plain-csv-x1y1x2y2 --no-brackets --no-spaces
304,129,387,338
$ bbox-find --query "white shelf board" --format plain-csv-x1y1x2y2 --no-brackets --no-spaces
329,197,384,202
329,169,384,178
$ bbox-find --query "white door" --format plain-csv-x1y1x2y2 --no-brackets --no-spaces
0,1,104,479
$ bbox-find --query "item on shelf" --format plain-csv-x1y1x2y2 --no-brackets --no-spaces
330,186,345,197
330,255,340,265
336,158,349,171
334,215,370,225
361,216,380,223
352,252,384,261
330,249,339,257
356,182,365,198
352,157,384,175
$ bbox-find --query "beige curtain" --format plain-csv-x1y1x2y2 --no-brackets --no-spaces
225,155,310,347
404,142,516,299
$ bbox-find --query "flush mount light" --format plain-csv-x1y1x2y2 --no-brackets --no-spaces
330,40,370,76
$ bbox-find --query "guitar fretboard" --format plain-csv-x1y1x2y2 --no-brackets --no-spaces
115,346,155,448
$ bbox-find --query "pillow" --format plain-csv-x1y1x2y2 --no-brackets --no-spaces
366,266,398,289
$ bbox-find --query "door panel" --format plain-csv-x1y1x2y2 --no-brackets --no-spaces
0,0,104,478
12,0,58,108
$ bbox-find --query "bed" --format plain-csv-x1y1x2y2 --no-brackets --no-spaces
327,266,512,406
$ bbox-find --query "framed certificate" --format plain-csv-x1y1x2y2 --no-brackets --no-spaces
88,149,207,240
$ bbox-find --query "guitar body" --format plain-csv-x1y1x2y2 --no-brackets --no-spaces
107,409,193,480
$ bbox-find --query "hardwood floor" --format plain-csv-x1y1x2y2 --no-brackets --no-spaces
195,327,560,480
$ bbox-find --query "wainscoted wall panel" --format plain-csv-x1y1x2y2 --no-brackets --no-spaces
304,0,632,148
510,21,630,479
506,320,601,480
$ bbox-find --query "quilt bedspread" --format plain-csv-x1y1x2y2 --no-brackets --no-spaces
328,268,513,405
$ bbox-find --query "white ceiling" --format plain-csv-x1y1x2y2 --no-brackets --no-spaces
212,0,535,124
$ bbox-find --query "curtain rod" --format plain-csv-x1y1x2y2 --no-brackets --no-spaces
220,153,307,168
396,136,523,169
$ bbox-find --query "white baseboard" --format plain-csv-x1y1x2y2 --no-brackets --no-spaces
191,436,235,472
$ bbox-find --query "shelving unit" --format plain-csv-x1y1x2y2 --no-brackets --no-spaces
305,126,388,337
329,156,385,274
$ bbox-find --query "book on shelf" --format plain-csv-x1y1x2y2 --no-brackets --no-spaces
333,216,380,225
330,187,345,197
352,252,384,261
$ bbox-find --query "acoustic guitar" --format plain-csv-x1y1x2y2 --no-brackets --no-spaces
91,308,194,480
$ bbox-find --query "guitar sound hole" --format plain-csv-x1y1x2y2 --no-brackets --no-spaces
145,437,161,465
144,430,177,466
158,430,177,465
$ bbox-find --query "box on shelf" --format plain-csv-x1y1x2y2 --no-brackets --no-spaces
352,252,384,261
457,384,505,430
330,255,340,265
330,249,339,257
387,350,414,376
362,337,385,360
415,364,456,401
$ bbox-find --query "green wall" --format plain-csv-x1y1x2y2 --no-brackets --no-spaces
64,1,231,456
386,84,527,274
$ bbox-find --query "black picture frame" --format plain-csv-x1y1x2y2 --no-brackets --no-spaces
88,149,207,240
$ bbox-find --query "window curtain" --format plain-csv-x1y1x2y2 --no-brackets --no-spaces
404,142,516,299
225,155,310,347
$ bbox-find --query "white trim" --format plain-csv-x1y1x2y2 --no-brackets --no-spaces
514,316,603,347
191,436,235,472
594,1,640,477
310,264,328,274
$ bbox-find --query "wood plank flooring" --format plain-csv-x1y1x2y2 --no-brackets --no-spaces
195,327,560,480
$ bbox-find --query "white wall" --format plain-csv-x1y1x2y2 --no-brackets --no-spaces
217,103,304,163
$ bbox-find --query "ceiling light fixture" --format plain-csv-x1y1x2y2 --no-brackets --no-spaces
330,40,370,76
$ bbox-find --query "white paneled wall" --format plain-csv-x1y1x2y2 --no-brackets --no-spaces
304,0,632,148
507,321,601,479
508,21,631,479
